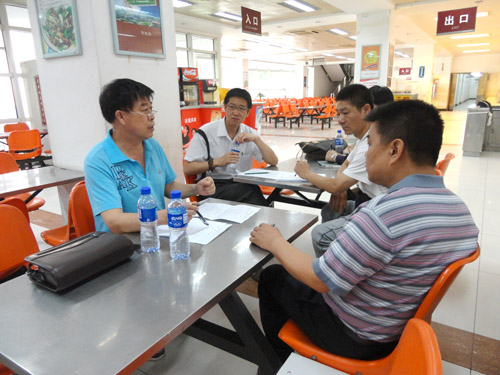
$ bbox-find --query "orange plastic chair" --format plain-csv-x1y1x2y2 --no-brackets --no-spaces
252,159,294,197
269,105,286,128
314,104,335,130
279,318,442,375
3,122,29,132
434,153,455,177
0,196,29,222
7,129,46,169
184,173,200,203
282,104,300,129
0,205,39,281
278,246,479,374
0,153,45,212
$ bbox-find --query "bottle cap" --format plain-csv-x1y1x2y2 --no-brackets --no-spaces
140,186,151,195
337,130,342,134
171,190,181,199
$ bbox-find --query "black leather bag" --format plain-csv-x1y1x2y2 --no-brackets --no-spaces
25,232,137,292
297,139,335,161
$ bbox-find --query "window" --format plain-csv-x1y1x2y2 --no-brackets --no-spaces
175,32,217,80
0,2,34,125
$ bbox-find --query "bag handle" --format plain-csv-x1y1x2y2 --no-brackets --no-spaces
196,129,210,180
28,232,105,260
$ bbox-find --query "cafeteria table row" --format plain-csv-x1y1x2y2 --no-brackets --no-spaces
0,198,318,375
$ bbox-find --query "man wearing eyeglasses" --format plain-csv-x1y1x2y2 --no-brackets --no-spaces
84,78,215,233
184,88,278,206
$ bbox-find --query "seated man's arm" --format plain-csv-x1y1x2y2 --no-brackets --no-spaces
295,160,357,196
250,224,329,293
236,132,279,166
101,208,167,233
183,154,236,175
164,177,215,199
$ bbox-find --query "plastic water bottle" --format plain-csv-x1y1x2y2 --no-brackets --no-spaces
138,186,160,253
335,130,345,153
226,141,240,174
168,190,190,260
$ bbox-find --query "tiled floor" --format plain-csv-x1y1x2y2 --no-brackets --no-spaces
28,102,497,374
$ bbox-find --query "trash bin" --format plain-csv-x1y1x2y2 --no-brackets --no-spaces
462,108,490,157
483,107,500,152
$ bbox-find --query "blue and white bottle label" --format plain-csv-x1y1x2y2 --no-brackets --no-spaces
139,207,157,222
168,210,188,228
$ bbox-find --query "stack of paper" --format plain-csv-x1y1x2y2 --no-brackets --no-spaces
198,202,260,223
158,218,232,245
238,169,307,182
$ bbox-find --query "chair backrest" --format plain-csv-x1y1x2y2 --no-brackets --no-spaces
68,181,95,237
387,318,442,375
0,205,39,280
0,197,29,221
0,152,20,174
252,159,267,169
414,246,480,323
3,123,29,132
7,129,42,160
434,153,455,176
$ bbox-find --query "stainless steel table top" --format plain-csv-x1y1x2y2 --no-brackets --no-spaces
0,199,317,375
0,166,84,198
233,158,339,194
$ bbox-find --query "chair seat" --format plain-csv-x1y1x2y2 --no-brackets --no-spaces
15,193,45,211
40,225,75,246
0,363,13,375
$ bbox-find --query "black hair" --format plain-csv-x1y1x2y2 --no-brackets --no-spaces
369,85,394,106
365,100,443,166
224,88,252,110
99,78,154,123
336,84,374,111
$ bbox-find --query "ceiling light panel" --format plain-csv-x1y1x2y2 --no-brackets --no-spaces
457,43,489,47
462,49,490,53
213,12,242,22
279,0,317,13
173,0,193,8
329,28,349,36
450,33,489,40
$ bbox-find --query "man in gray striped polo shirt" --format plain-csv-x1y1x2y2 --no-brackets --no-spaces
250,100,479,364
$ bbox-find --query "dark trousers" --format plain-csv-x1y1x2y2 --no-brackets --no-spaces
201,179,269,206
258,265,398,364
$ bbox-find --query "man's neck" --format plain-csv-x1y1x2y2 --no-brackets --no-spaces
353,121,371,139
111,128,144,158
224,118,240,140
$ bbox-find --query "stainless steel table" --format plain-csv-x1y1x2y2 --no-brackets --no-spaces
0,166,84,204
233,158,339,208
0,199,318,375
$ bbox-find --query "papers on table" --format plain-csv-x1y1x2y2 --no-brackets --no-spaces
158,218,232,245
238,169,307,183
198,202,260,224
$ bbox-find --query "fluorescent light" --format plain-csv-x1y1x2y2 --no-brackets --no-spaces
462,49,490,53
280,0,317,12
450,33,489,39
323,53,335,57
347,58,355,62
329,28,349,36
292,47,308,52
335,55,346,59
173,0,192,8
457,43,489,47
213,12,242,22
394,51,405,56
348,36,357,40
470,72,482,78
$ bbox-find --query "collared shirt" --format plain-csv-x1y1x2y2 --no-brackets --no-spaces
343,130,386,198
184,118,263,179
84,130,176,232
313,174,479,342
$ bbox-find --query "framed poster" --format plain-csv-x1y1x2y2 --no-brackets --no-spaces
109,0,165,58
360,45,381,80
35,0,82,59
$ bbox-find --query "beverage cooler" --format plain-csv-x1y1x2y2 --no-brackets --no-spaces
198,79,218,105
178,67,200,107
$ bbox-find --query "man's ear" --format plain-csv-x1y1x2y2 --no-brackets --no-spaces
361,103,371,118
115,110,126,125
389,139,404,163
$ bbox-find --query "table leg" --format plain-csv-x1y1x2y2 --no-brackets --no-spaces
185,291,282,375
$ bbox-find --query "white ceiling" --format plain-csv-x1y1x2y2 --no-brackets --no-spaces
173,0,500,64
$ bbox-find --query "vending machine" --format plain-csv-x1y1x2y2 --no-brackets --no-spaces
178,67,199,107
198,79,218,105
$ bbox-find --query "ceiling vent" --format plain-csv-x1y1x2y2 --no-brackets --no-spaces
289,29,320,35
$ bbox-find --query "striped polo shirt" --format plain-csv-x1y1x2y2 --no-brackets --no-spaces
313,174,479,342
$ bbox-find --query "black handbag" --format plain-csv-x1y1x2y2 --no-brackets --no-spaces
25,232,137,292
296,139,335,161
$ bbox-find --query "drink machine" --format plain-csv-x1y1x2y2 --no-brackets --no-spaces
198,79,218,105
178,67,199,107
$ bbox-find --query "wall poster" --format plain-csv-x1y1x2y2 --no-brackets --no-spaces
360,45,381,80
109,0,165,58
35,0,82,59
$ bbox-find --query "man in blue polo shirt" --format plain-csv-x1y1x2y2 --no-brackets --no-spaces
85,78,215,233
250,100,478,364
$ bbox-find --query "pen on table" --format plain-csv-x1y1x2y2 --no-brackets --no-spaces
196,210,209,226
244,172,269,175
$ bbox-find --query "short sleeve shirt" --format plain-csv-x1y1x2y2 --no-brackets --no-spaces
184,118,263,179
84,130,176,232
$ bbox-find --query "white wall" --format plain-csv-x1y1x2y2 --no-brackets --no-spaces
452,54,500,74
27,0,183,177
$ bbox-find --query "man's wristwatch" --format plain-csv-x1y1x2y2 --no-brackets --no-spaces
208,157,214,172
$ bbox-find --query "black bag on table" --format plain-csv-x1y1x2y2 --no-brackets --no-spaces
25,232,137,292
296,139,335,161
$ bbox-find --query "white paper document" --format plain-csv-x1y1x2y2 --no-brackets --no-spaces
238,169,307,182
158,218,232,245
198,202,260,223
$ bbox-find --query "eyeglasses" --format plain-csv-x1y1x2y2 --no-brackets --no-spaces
226,104,248,113
126,109,157,119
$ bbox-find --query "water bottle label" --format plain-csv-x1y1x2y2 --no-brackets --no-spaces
335,138,343,145
168,211,187,228
230,148,241,153
139,207,157,222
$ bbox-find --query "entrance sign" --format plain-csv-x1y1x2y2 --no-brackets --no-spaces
399,67,411,75
242,7,261,36
436,7,476,36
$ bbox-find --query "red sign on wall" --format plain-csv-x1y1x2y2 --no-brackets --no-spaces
399,67,411,75
241,7,261,36
436,7,476,36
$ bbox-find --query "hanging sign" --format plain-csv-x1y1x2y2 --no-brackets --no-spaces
241,7,261,36
436,7,476,36
399,67,411,75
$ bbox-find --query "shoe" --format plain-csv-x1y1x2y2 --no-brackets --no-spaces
149,348,165,361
